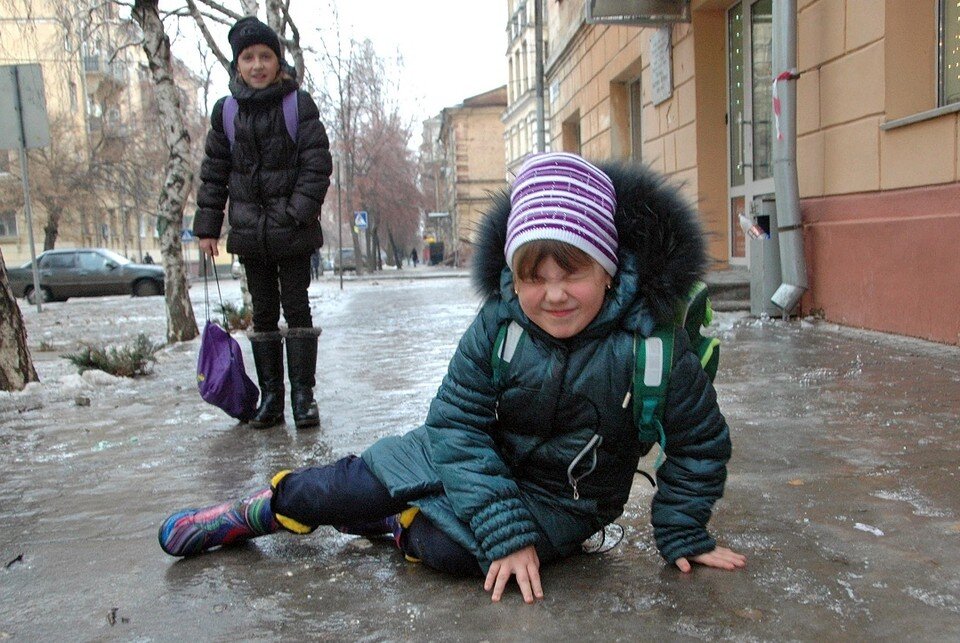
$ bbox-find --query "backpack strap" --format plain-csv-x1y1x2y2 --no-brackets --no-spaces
282,90,299,143
633,326,675,469
222,91,299,149
491,320,524,388
222,96,238,148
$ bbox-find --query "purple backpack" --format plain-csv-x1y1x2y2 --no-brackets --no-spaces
222,90,299,148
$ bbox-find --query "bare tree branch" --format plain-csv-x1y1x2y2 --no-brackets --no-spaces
185,0,230,72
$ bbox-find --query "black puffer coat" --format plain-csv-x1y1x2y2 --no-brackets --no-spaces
193,70,332,259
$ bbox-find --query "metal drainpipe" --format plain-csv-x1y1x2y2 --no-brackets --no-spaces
771,0,808,315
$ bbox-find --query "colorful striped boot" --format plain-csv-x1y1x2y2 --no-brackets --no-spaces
158,488,278,557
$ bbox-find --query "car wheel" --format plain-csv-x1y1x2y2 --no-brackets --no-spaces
25,286,52,305
133,279,162,297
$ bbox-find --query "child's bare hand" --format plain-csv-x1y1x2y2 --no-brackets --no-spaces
675,546,747,573
484,545,543,603
199,238,219,257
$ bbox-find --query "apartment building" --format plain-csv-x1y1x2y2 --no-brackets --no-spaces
436,86,509,266
504,0,552,176
510,0,959,345
0,1,205,266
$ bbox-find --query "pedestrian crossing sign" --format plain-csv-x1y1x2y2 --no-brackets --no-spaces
354,211,368,229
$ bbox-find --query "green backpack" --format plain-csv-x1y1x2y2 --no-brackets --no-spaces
491,280,719,471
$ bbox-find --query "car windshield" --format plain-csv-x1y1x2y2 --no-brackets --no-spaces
98,249,131,265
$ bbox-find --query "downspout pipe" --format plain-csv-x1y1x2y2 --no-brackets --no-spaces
534,0,546,153
771,0,808,314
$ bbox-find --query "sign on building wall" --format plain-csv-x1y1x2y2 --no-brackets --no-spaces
649,27,673,106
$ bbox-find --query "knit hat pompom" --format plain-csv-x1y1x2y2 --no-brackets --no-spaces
505,152,619,277
228,16,282,64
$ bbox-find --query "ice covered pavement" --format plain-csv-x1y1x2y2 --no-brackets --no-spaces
1,277,959,640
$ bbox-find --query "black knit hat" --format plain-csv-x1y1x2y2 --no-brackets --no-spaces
228,16,282,63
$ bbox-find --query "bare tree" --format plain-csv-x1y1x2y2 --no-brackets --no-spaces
131,0,198,343
0,249,38,391
184,0,306,81
314,19,424,274
7,115,99,251
354,110,426,269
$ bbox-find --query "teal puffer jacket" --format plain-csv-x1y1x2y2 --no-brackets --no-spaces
362,160,730,569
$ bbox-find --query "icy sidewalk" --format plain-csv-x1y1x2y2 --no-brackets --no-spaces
1,278,959,640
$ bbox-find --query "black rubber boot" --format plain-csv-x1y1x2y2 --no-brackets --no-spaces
249,335,285,429
285,329,321,429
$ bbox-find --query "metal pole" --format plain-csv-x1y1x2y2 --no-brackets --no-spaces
13,67,42,313
534,0,546,153
337,157,343,290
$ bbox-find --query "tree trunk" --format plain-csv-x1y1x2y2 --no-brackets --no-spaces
0,250,38,391
42,206,62,250
133,0,198,343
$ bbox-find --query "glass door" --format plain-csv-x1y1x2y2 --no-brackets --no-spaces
727,0,774,265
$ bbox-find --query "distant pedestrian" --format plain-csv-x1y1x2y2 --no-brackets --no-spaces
192,16,332,430
410,248,418,267
159,153,744,603
142,252,155,264
311,249,321,280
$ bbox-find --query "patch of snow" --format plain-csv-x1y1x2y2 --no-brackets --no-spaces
854,523,884,537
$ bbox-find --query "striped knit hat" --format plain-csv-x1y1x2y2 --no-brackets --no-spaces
505,152,619,276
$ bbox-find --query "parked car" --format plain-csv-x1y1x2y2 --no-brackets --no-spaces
6,248,165,304
334,247,356,273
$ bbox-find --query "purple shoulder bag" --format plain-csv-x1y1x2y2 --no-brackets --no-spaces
196,259,259,420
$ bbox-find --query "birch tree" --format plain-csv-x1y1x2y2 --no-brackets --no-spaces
0,250,37,391
132,0,198,342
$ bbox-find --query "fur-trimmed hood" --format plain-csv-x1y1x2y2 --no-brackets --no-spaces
471,159,707,334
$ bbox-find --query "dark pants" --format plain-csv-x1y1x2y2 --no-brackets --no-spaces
242,253,313,332
272,456,482,577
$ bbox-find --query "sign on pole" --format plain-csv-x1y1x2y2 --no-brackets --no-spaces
354,211,368,229
0,64,50,149
0,64,50,312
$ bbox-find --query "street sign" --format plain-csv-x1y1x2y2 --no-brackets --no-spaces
181,229,195,242
354,211,368,229
427,211,449,218
0,64,50,150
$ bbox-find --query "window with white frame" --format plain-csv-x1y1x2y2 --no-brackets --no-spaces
942,0,960,105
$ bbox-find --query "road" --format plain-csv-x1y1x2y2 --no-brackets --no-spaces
1,275,959,640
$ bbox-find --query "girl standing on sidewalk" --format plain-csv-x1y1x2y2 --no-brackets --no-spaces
162,153,745,602
193,16,332,429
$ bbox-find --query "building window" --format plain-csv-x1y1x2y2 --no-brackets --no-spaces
941,0,960,105
562,112,581,153
629,78,643,161
0,210,17,238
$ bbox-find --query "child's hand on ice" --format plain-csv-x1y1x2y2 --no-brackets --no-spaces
675,545,747,573
485,545,543,603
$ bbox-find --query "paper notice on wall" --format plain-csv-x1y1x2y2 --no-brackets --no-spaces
650,27,672,106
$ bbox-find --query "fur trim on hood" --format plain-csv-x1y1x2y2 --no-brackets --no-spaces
471,159,707,326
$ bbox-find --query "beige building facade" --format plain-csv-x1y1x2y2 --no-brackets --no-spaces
504,0,552,175
0,1,204,268
530,0,959,345
438,86,509,266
